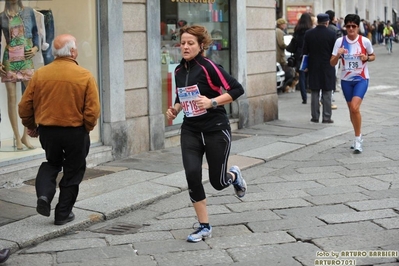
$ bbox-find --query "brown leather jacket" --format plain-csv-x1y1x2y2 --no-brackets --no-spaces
19,57,100,132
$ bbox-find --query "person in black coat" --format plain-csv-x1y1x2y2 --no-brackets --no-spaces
293,12,313,104
325,10,343,110
302,13,337,123
377,21,385,44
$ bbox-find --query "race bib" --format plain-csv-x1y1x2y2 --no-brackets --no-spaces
177,85,207,117
343,55,362,71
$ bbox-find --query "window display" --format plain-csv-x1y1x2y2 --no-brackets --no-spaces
0,0,99,163
0,0,39,151
161,0,230,127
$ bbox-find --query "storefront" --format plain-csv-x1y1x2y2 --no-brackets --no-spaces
0,0,279,175
285,5,313,33
160,0,231,127
0,0,100,164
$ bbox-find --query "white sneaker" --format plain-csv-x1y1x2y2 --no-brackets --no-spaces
354,138,363,153
230,166,247,198
187,224,212,242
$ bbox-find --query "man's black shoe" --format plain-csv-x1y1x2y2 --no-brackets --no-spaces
322,119,334,123
0,248,10,263
54,212,75,225
310,118,319,123
36,196,51,217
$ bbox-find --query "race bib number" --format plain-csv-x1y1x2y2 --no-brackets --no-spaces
177,85,207,117
344,55,362,71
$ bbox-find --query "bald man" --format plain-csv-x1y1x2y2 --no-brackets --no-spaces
18,34,101,225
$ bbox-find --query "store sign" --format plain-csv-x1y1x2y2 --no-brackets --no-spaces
170,0,216,3
286,5,313,28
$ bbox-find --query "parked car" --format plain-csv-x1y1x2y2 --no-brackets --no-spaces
276,62,285,91
284,34,294,61
276,35,294,92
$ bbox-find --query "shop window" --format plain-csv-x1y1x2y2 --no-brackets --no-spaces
0,0,99,162
161,0,230,127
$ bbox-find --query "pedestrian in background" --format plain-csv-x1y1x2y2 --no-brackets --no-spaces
292,13,313,104
165,25,246,243
393,20,399,42
371,20,378,45
18,34,101,225
326,10,342,110
276,18,288,71
310,13,317,28
302,13,336,124
383,20,395,53
377,21,385,44
326,10,343,39
330,14,375,153
359,19,366,37
337,17,345,34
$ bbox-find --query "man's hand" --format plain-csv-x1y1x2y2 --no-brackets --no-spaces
27,128,39,138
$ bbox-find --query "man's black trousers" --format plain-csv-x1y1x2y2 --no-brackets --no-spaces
36,126,90,220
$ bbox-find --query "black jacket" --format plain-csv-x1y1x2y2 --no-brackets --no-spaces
293,28,308,69
174,53,244,132
303,25,337,91
328,23,343,39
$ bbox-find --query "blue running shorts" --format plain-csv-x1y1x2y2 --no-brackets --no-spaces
341,79,369,102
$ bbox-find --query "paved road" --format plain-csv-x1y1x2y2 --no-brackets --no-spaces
1,44,399,265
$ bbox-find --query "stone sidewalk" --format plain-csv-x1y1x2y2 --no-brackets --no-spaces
0,101,350,251
0,86,354,252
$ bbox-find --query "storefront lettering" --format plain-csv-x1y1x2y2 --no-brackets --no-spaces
170,0,216,3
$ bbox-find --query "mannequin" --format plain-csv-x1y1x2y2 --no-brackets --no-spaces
0,0,39,150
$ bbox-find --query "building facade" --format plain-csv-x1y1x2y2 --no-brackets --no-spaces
102,0,280,158
1,0,395,171
0,0,399,172
279,0,399,25
0,0,278,170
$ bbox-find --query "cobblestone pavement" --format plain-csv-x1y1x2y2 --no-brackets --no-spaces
1,45,399,266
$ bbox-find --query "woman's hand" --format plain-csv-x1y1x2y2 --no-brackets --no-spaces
25,46,38,59
194,95,212,110
166,106,178,120
361,53,368,62
337,47,345,56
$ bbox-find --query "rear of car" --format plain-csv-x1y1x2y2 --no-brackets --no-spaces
276,62,285,91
